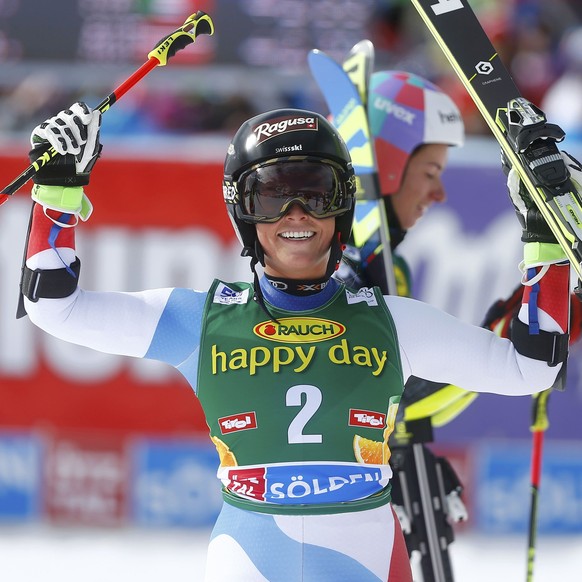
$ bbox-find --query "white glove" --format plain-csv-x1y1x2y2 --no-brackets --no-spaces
30,102,102,180
29,102,102,224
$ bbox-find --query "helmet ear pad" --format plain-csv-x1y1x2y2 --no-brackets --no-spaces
235,218,259,260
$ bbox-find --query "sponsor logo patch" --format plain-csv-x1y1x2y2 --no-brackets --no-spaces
219,412,258,435
349,408,386,429
225,467,267,501
222,182,237,202
275,144,303,154
372,96,415,125
211,337,388,376
475,60,494,75
213,283,250,305
346,287,378,306
438,110,463,124
253,317,345,343
253,116,318,145
222,462,389,505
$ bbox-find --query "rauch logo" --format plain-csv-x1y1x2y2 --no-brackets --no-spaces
253,317,345,344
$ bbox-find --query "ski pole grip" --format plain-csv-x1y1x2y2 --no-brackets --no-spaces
530,389,550,432
147,11,214,66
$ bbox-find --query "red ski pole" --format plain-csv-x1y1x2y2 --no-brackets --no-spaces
526,388,550,582
0,10,214,205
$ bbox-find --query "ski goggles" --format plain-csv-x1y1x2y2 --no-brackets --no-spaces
236,160,352,223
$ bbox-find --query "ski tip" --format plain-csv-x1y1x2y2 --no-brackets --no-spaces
346,39,374,57
307,48,335,70
307,49,322,65
352,39,373,50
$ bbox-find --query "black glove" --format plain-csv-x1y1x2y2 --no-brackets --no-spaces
28,102,102,187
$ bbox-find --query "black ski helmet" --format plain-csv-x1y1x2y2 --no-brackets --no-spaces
223,108,356,274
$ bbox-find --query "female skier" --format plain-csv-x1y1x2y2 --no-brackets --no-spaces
21,103,571,581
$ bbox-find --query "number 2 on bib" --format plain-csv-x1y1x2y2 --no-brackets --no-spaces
286,384,323,444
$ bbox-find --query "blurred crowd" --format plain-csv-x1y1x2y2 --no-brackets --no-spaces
368,0,582,147
0,0,581,149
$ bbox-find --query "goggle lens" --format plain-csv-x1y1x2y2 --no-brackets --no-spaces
238,161,348,223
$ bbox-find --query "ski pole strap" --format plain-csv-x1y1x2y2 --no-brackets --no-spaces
527,268,540,335
20,258,81,303
510,317,568,367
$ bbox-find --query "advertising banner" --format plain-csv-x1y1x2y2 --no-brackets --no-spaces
0,150,232,437
0,431,41,522
44,430,128,526
476,440,582,534
131,437,222,528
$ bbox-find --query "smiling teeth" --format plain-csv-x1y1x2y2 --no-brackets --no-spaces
280,231,314,239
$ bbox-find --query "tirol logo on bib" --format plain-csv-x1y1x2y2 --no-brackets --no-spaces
252,115,318,145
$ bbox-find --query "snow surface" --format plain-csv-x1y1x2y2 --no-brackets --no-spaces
1,525,580,581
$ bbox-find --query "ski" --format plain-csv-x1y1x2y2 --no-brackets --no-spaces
409,0,582,296
342,39,375,107
310,42,462,581
407,4,573,581
307,47,397,294
342,40,399,293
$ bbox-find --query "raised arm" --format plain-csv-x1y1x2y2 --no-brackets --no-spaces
389,150,574,395
20,103,200,361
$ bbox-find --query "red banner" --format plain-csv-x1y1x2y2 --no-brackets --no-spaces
0,149,232,437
